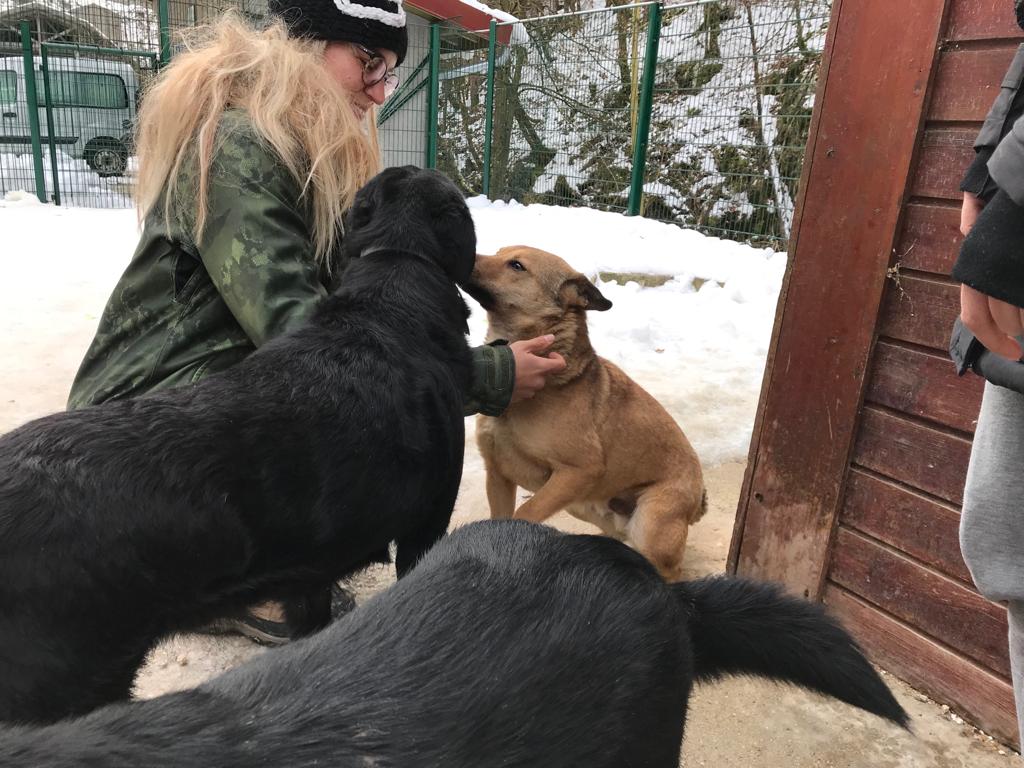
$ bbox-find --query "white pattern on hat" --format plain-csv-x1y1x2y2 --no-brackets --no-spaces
332,0,406,28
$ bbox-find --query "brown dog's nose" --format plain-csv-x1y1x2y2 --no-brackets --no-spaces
470,253,488,280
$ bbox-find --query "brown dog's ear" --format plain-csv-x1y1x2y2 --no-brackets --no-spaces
559,276,613,312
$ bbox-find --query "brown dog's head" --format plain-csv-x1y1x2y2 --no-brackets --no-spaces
464,245,611,338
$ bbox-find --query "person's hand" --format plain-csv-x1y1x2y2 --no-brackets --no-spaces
509,335,567,403
961,284,1024,360
960,191,985,236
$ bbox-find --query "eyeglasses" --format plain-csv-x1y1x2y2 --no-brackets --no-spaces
351,42,399,98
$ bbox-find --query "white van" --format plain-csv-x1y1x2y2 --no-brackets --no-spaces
0,55,139,177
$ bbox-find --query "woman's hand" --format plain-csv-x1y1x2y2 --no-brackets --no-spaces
960,191,985,236
961,284,1024,360
509,335,567,402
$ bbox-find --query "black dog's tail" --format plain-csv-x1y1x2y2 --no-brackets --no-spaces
675,576,910,729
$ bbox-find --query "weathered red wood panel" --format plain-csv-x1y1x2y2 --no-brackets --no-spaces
946,0,1023,42
840,468,972,584
733,0,1021,746
877,275,959,352
852,406,971,505
911,128,978,200
729,0,948,599
824,585,1019,748
830,527,1009,677
896,202,962,276
865,341,981,433
931,47,1019,122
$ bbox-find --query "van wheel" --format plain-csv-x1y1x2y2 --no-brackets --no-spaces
85,139,128,178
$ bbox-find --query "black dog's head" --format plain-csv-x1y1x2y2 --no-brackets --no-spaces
342,166,476,285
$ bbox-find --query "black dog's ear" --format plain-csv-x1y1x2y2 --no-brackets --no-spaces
559,276,612,311
340,178,383,264
423,174,476,284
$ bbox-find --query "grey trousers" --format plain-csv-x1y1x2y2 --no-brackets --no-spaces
961,382,1024,747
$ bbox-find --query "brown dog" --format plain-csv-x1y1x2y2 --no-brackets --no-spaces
466,245,706,581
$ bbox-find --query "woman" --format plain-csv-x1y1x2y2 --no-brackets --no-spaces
954,0,1024,748
69,0,565,645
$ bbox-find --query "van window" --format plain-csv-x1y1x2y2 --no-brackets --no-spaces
0,71,15,104
34,70,128,109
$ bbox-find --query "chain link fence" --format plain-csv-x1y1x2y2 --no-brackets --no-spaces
438,0,830,248
0,0,257,205
650,0,828,244
0,0,830,250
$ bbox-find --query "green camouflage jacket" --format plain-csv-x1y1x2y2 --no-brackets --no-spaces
67,110,513,415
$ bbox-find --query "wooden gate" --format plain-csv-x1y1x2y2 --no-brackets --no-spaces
728,0,1021,747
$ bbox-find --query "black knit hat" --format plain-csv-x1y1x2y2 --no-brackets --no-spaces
271,0,408,65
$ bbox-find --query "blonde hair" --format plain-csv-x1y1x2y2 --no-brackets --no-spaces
134,11,382,268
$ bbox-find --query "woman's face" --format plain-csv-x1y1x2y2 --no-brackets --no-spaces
323,41,399,121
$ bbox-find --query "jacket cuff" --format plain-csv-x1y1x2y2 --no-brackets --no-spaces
960,147,996,197
464,341,515,417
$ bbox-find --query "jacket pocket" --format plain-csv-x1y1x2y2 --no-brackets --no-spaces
172,252,207,307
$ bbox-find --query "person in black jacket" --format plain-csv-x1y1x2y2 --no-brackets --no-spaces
952,1,1024,749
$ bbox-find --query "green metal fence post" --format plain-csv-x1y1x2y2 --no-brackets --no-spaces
157,0,172,67
425,23,441,169
19,22,46,204
38,45,61,206
627,2,661,217
482,19,497,198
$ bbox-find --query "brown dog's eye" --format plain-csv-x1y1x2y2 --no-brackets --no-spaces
508,260,526,272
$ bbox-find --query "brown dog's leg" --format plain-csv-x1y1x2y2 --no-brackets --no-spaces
627,487,693,582
486,471,518,519
514,470,597,524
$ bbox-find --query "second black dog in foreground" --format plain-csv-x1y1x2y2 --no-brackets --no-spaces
2,521,908,767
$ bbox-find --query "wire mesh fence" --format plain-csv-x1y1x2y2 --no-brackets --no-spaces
379,18,471,171
0,0,249,206
489,7,651,215
648,0,830,245
0,44,155,206
438,0,830,248
0,0,831,250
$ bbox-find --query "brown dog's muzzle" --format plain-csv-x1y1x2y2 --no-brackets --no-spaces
462,256,497,310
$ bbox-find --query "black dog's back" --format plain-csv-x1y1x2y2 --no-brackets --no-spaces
0,521,906,767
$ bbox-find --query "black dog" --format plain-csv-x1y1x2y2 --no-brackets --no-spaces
0,521,908,767
0,166,475,724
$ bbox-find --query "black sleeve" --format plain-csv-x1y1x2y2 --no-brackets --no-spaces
962,77,1024,200
952,189,1024,309
960,146,997,198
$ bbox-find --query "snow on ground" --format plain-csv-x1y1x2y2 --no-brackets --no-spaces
0,191,785,468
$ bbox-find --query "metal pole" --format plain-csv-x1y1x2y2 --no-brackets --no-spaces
157,0,172,67
482,19,497,197
44,42,160,60
424,23,441,169
39,45,61,206
627,2,662,216
19,21,46,203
